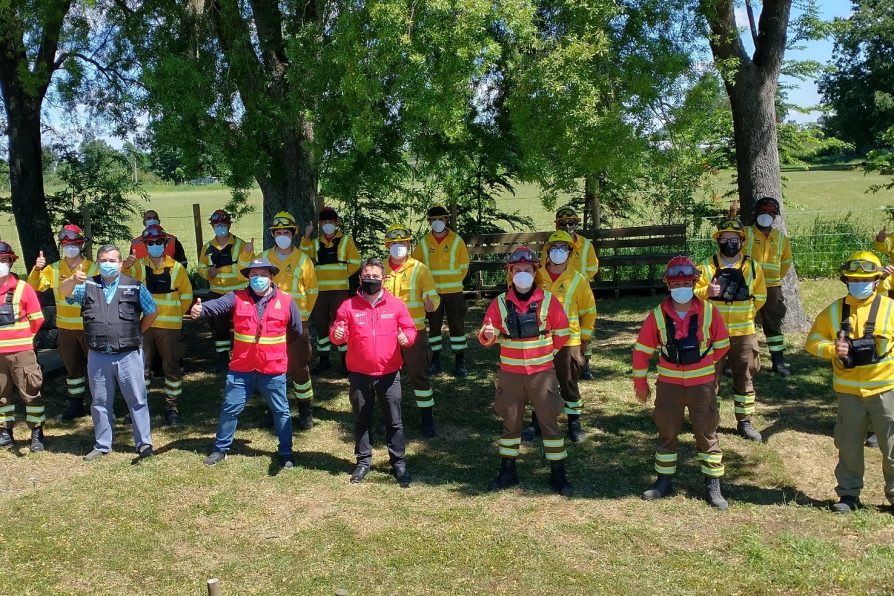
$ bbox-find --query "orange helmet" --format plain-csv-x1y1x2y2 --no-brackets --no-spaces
0,241,18,263
663,256,699,281
141,224,169,244
209,209,231,225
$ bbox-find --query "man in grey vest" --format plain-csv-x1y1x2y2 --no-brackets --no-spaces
62,244,158,461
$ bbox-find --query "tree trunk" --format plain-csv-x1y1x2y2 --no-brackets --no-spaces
584,173,601,231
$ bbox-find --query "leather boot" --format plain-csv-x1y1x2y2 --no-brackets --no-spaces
521,411,541,442
297,400,314,431
771,351,791,377
0,427,13,447
549,460,573,497
737,420,763,442
641,474,673,500
59,398,85,421
831,495,860,514
567,414,584,443
453,352,468,378
704,477,729,510
487,457,519,491
29,427,45,452
420,407,436,438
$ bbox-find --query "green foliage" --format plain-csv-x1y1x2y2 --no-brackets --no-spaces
778,122,855,167
789,215,874,277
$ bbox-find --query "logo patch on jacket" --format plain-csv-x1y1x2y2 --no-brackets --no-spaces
381,312,395,319
122,288,137,298
274,300,281,309
354,312,368,324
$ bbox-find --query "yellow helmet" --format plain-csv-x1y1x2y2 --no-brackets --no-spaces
555,207,580,222
384,223,413,244
269,211,298,231
546,230,574,248
711,218,747,240
840,251,883,279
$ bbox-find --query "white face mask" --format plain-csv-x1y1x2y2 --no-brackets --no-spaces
431,220,447,234
0,263,10,277
670,286,694,304
549,248,570,265
513,271,534,291
274,235,293,250
62,245,81,259
756,214,774,228
321,223,337,236
389,244,408,260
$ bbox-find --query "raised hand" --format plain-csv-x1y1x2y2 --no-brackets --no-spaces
190,298,203,319
835,330,850,359
123,248,137,269
397,328,409,347
72,263,87,284
304,222,314,239
481,319,496,341
333,320,347,341
423,296,435,312
708,278,722,298
34,251,46,270
877,225,889,242
243,237,255,255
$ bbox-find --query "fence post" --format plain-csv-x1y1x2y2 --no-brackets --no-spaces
83,208,93,261
207,578,221,596
193,203,204,259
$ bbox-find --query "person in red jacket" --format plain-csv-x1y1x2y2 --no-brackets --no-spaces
331,257,417,487
632,256,732,510
479,246,573,496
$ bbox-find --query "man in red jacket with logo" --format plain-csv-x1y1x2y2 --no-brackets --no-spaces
191,257,302,470
331,258,417,487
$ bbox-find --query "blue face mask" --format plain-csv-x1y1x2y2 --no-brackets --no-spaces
147,244,165,258
670,286,694,304
144,218,160,227
250,275,271,293
213,225,229,238
99,262,119,278
848,281,875,300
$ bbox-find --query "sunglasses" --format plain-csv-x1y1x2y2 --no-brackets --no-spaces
557,220,578,227
549,245,571,253
271,216,295,227
718,238,742,245
842,260,881,274
385,229,411,240
58,229,83,241
146,239,166,246
666,264,697,277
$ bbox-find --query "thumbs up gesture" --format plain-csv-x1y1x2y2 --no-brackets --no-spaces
34,250,46,270
835,330,850,359
72,263,87,284
397,328,409,347
877,225,889,242
304,222,314,239
190,297,203,319
424,296,435,312
243,237,254,255
708,278,722,298
481,319,496,341
333,320,346,341
123,248,137,269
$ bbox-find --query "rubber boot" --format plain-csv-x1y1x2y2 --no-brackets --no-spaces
865,432,878,449
29,427,45,452
771,351,791,378
737,420,763,443
641,474,673,500
580,357,594,381
521,411,541,442
59,398,85,421
487,457,519,491
453,352,468,378
549,460,574,497
428,352,442,376
420,407,436,438
297,400,314,431
567,414,584,443
0,427,13,447
704,477,729,510
312,352,331,375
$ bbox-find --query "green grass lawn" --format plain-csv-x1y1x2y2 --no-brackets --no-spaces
1,278,893,595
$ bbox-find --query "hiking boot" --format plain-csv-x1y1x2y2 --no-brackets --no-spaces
164,410,181,426
204,451,227,466
580,359,594,381
453,352,468,378
549,460,573,497
704,477,729,510
831,495,860,514
297,401,314,431
737,420,763,443
866,432,879,449
568,415,584,443
350,463,370,484
29,427,45,452
138,444,154,460
312,353,331,375
488,457,519,491
0,427,13,448
392,463,411,488
427,352,442,376
59,398,85,421
771,351,791,378
641,475,674,501
521,412,541,442
84,448,107,461
420,407,437,438
280,455,295,470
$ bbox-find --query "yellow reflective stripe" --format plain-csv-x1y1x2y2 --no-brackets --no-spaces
714,338,730,350
653,305,668,345
632,369,648,378
437,281,464,290
500,353,553,366
233,332,287,345
499,337,553,349
634,342,655,354
0,337,34,348
655,452,678,462
657,363,715,378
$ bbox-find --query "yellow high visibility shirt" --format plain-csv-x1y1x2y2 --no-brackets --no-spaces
744,226,793,288
694,254,767,337
383,257,441,330
806,291,894,397
299,232,361,292
412,230,470,295
541,233,599,281
125,256,193,330
197,234,252,294
27,258,99,330
535,266,596,347
262,247,318,321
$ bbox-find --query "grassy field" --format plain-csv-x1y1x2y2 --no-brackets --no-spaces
1,278,893,595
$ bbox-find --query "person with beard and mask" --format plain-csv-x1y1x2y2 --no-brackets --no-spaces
524,231,596,444
545,207,599,381
197,209,255,371
743,197,794,377
412,205,470,378
695,219,767,443
129,210,188,268
478,246,573,496
383,224,441,438
806,251,894,514
61,245,158,462
27,224,99,420
191,257,302,470
123,225,193,426
632,256,732,510
300,206,361,376
330,258,417,487
260,211,319,430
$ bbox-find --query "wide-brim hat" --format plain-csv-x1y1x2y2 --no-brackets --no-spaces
240,257,280,278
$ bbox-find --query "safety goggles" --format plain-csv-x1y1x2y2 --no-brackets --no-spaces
209,212,230,224
509,249,537,264
842,260,881,274
384,228,411,240
718,238,742,245
57,229,83,242
557,219,579,227
0,242,13,254
665,263,698,277
271,216,295,227
717,220,744,232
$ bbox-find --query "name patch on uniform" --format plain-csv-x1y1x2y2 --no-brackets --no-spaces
122,288,137,298
381,313,395,319
354,312,368,324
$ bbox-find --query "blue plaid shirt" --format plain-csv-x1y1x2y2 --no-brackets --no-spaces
67,276,157,314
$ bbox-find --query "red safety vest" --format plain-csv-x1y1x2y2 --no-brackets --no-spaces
131,235,178,260
229,288,291,374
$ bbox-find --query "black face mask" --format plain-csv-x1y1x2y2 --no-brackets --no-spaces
361,279,382,295
719,241,741,258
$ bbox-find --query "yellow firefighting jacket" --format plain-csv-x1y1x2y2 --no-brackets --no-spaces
412,229,470,295
299,232,361,292
262,247,318,321
197,234,252,294
541,233,599,281
744,226,793,288
383,257,441,330
694,254,767,337
125,256,193,330
27,259,99,330
535,266,596,347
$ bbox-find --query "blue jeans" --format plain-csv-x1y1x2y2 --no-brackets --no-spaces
88,349,153,453
214,371,292,456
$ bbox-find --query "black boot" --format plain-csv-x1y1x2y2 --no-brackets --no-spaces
453,352,468,378
549,460,573,497
704,477,729,510
0,427,13,447
427,352,442,376
420,407,436,438
641,474,673,500
567,414,584,443
29,427,45,452
737,420,763,443
771,351,791,378
59,398,85,421
297,400,314,431
866,432,879,449
164,409,181,426
521,412,541,442
580,357,594,381
488,457,519,491
312,352,331,375
831,495,860,514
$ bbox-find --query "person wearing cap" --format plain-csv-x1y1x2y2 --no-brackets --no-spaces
191,257,302,470
547,206,599,381
197,209,255,371
0,242,48,452
261,211,319,430
61,244,158,462
695,219,767,443
744,197,794,377
806,251,894,513
383,224,441,438
478,246,573,496
412,205,470,378
330,258,417,486
632,256,732,510
526,230,596,444
123,225,193,426
300,206,361,375
27,224,99,420
130,210,188,268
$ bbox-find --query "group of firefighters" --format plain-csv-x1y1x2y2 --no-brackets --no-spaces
0,197,891,514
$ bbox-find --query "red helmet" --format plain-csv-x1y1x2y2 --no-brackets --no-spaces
58,224,85,245
209,209,231,225
0,241,18,263
663,256,699,281
141,224,168,243
506,246,540,269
